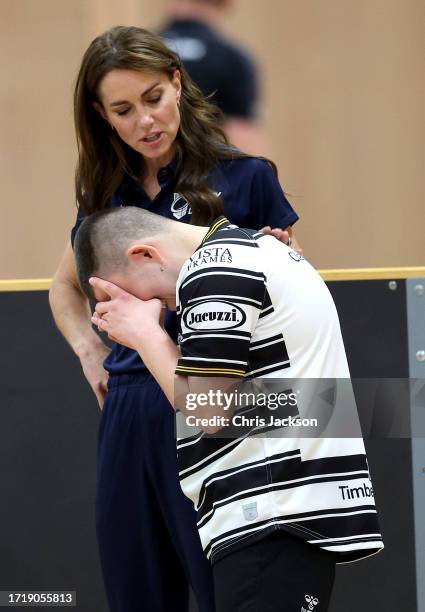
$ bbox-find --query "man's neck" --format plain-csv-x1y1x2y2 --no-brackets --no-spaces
168,223,210,273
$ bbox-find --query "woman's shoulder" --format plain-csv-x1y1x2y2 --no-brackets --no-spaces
217,155,273,179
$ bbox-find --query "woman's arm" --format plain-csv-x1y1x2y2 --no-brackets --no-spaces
49,240,111,408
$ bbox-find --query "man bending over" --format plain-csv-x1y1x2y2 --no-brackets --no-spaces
74,207,383,612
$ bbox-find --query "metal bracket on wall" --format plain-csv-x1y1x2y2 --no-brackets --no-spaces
407,278,425,612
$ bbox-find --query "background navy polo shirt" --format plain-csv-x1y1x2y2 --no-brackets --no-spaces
71,157,298,375
160,19,258,118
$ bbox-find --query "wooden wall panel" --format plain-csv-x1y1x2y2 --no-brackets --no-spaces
1,0,423,278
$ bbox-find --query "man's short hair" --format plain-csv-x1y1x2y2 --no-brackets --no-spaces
74,207,171,300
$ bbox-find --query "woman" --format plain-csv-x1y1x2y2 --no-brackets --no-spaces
49,25,300,612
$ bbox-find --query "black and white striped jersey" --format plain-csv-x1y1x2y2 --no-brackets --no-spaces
175,217,384,564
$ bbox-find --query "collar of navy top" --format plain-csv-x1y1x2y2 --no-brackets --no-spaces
116,158,178,202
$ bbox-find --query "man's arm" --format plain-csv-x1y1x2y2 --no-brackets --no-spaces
89,285,234,431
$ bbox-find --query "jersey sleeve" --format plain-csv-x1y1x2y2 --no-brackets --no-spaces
176,265,266,378
247,159,299,230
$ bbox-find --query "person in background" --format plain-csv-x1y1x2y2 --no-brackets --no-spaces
49,25,300,612
160,0,265,153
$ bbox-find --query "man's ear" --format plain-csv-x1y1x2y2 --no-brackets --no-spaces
93,101,108,123
127,244,165,266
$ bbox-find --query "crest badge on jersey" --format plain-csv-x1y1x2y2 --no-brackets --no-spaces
289,249,305,262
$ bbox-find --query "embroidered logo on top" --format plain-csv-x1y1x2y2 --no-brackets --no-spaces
183,300,246,331
171,193,191,219
301,594,320,612
170,191,221,219
242,502,258,521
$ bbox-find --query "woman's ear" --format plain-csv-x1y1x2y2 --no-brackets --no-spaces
172,70,182,100
93,101,108,123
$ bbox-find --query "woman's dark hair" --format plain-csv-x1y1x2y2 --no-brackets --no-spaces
74,25,277,225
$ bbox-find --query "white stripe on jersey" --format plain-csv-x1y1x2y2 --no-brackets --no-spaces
187,294,263,307
246,360,290,375
178,356,247,365
180,333,253,343
249,337,287,351
180,270,265,290
309,533,383,544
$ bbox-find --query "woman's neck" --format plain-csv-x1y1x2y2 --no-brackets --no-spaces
142,148,175,180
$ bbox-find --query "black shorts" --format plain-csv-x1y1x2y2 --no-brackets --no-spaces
212,530,336,612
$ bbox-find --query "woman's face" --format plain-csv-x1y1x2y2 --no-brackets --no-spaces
96,68,181,167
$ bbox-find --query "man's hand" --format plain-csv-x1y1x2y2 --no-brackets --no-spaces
78,342,110,410
89,277,163,350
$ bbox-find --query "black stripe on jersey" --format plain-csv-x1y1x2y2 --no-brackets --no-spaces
258,288,274,319
178,336,248,360
196,454,371,525
259,306,274,319
181,266,266,289
178,436,246,477
199,238,259,248
202,224,258,245
247,334,289,375
179,334,249,353
180,273,265,304
245,361,291,377
197,449,301,511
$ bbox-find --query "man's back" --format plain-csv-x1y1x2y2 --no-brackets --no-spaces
176,216,348,380
175,217,383,565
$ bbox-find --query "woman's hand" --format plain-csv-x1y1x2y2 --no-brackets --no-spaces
48,240,112,411
89,277,163,350
78,342,111,410
259,226,303,256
